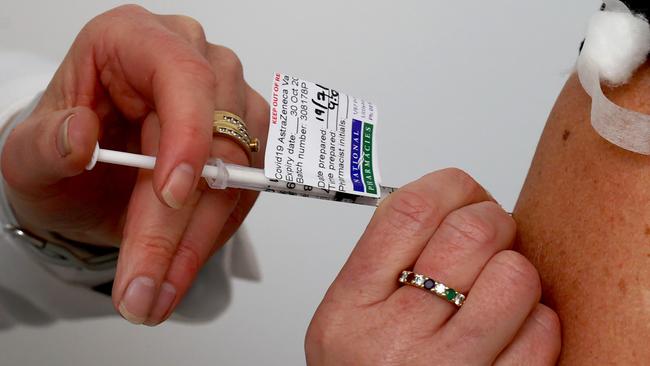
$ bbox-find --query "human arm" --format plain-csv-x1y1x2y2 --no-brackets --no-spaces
513,64,650,364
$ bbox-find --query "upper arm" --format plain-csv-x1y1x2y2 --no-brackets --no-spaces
514,64,650,365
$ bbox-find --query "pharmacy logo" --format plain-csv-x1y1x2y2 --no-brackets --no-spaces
350,119,377,195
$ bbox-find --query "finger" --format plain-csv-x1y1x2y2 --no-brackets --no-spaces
494,304,561,366
142,46,254,325
172,85,269,273
156,14,208,55
83,5,217,209
206,45,250,166
148,70,267,326
327,169,492,306
441,251,542,362
1,106,99,197
183,85,268,264
388,201,515,328
211,85,269,246
144,143,244,326
144,187,240,325
114,40,254,324
112,113,197,324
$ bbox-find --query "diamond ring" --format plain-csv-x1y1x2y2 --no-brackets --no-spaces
213,110,260,165
398,270,466,307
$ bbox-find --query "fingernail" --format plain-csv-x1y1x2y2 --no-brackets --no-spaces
144,282,177,326
162,163,195,209
57,114,74,157
118,276,156,325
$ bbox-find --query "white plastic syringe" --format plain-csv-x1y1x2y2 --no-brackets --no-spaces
86,144,396,207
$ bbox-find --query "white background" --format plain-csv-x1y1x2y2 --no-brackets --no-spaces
0,0,597,365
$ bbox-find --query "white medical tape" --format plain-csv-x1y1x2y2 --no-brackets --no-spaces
577,0,650,154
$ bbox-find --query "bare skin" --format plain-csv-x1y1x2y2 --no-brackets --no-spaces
514,63,650,364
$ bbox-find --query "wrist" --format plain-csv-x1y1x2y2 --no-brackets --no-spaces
4,199,119,271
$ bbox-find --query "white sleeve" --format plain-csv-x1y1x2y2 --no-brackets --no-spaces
0,52,119,328
0,52,260,327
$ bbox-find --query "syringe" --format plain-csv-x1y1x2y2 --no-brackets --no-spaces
86,144,396,207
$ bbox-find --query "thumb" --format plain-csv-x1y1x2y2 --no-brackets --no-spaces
1,106,100,196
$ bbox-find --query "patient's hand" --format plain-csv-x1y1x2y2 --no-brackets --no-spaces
306,169,560,365
514,64,650,364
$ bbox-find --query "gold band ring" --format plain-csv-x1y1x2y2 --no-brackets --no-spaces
398,270,466,307
213,111,260,164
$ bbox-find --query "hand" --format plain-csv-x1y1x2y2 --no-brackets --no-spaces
0,5,268,325
305,169,561,365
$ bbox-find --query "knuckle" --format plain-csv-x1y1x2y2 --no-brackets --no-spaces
383,188,440,233
215,46,244,77
174,242,203,276
305,324,330,363
170,117,211,146
200,64,218,93
440,206,500,249
107,4,149,17
438,168,481,195
246,88,271,122
113,4,145,13
178,119,207,138
492,250,541,297
178,15,206,44
177,56,216,84
150,33,217,93
306,306,366,363
451,322,491,352
479,200,511,219
136,234,178,265
305,317,328,347
306,311,338,353
86,5,149,37
486,201,516,233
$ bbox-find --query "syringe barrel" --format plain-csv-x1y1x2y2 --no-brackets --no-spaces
221,162,390,206
90,146,393,207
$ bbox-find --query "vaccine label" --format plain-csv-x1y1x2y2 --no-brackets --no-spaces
266,73,381,198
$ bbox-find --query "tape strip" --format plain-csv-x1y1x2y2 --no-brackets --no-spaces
577,0,650,154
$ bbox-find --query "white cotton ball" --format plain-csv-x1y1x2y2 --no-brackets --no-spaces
582,11,650,86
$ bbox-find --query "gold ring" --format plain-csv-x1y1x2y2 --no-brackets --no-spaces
398,270,466,307
213,111,260,164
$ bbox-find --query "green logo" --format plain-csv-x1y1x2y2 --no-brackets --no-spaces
361,123,377,194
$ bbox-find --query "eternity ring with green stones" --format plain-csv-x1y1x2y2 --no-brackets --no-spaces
398,270,466,307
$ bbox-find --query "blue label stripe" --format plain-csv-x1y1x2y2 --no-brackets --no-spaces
350,119,365,193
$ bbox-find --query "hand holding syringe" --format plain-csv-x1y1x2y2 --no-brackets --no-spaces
86,144,396,207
